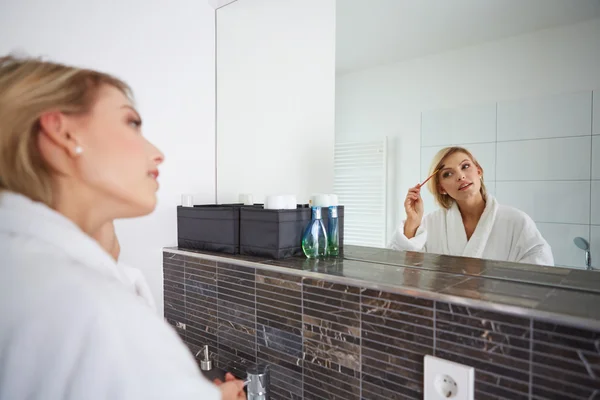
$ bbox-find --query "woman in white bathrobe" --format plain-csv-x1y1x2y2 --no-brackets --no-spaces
389,146,554,266
0,56,244,400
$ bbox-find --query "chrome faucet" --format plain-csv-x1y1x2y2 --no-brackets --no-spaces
244,364,269,400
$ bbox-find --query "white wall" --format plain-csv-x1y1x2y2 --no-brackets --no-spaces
0,0,217,315
216,0,336,204
336,17,600,246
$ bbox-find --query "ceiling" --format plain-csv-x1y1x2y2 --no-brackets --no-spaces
336,0,600,74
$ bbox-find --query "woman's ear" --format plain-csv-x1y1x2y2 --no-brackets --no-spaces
39,111,81,157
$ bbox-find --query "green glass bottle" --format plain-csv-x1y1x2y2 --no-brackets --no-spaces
301,206,327,259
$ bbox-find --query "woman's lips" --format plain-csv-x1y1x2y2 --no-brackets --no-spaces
458,182,473,191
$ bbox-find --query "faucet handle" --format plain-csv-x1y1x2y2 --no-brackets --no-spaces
196,345,212,371
245,364,269,400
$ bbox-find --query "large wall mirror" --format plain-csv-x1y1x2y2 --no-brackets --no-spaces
335,0,600,269
215,0,600,271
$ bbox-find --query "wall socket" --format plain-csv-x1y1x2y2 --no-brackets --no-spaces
424,355,474,400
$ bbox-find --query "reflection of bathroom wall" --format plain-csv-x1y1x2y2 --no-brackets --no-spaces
336,17,600,247
216,0,336,205
420,91,598,269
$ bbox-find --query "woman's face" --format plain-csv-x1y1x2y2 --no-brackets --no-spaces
69,85,164,217
437,151,482,202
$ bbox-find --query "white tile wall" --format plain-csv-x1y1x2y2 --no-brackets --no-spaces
591,226,600,270
592,181,600,226
421,91,596,269
537,223,590,269
495,181,590,224
593,135,600,180
421,103,496,147
496,136,591,181
497,91,592,141
420,143,496,182
593,90,600,135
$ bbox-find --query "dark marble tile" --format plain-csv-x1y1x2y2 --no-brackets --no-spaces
303,306,360,330
164,288,185,307
362,369,422,399
532,320,600,398
256,282,302,304
216,345,256,378
164,268,185,283
185,255,217,267
163,251,185,262
257,312,303,337
435,350,530,396
186,327,216,352
479,265,566,286
257,324,302,359
439,277,550,308
267,363,303,399
185,279,217,299
164,279,185,294
257,269,303,284
361,336,426,366
363,329,432,360
217,262,256,278
303,360,360,400
217,298,255,328
303,290,359,312
362,289,434,310
559,269,600,293
536,289,600,323
303,331,360,371
257,293,302,315
362,347,423,384
361,380,414,400
303,314,360,339
436,301,531,327
257,345,302,374
303,322,360,346
303,278,362,295
185,258,217,274
475,381,529,400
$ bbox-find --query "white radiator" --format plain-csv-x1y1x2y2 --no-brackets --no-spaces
333,138,388,248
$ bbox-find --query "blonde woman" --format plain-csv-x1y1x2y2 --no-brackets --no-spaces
0,56,244,400
389,146,554,266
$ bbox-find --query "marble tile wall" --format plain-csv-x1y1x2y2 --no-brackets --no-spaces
163,252,600,400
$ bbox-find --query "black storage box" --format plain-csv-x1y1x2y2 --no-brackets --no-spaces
177,204,245,254
239,206,311,259
177,204,345,259
239,205,345,259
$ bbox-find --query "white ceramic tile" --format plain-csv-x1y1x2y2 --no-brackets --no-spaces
593,135,600,180
537,223,590,269
497,91,592,141
495,181,590,225
496,136,591,181
593,90,600,135
421,103,496,147
591,226,600,270
420,143,496,182
593,181,600,226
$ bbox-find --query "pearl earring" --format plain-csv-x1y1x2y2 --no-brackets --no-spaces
74,145,83,155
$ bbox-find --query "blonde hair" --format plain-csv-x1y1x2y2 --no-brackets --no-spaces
427,146,487,209
0,55,132,207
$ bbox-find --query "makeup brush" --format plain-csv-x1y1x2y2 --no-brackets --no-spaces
418,164,444,189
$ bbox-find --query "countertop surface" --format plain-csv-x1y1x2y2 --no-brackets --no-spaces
163,245,600,330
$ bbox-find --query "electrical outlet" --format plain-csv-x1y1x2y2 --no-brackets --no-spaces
424,355,474,400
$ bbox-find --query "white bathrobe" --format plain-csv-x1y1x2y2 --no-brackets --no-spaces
0,192,220,400
389,195,554,266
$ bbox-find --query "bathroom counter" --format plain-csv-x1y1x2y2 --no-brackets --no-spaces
163,245,600,399
164,245,600,331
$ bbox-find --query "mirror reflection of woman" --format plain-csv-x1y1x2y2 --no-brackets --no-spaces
389,146,554,266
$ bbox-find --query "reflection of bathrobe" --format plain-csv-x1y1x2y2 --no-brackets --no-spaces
389,195,554,266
